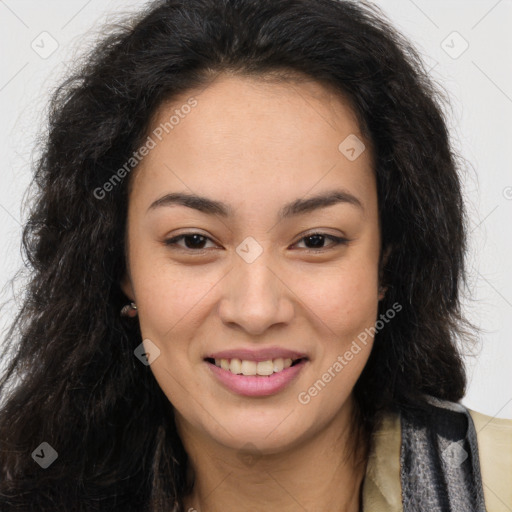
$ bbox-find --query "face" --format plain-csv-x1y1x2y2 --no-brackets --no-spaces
121,73,382,455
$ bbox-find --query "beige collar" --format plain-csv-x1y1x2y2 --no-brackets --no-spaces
361,410,403,511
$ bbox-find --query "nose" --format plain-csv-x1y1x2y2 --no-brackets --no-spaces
217,251,295,336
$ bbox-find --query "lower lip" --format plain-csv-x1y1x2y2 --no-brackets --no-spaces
205,359,308,397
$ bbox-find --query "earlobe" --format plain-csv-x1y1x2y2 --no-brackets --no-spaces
378,285,388,301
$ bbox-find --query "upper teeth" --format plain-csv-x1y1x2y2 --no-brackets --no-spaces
214,357,295,376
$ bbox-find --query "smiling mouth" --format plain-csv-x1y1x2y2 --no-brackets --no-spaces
204,357,307,376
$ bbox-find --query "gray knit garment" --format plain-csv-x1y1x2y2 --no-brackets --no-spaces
400,395,487,512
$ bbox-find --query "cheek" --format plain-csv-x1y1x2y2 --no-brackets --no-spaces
298,259,379,334
131,246,216,335
131,263,211,404
294,265,378,413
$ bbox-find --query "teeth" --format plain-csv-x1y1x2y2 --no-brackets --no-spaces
256,360,274,376
230,358,242,374
213,356,301,376
240,360,257,376
273,358,284,372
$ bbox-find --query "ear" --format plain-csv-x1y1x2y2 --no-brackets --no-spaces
378,244,392,300
120,273,135,302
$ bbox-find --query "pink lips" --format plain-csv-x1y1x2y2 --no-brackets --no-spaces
204,347,309,397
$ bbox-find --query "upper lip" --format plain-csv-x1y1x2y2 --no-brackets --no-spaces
205,347,308,363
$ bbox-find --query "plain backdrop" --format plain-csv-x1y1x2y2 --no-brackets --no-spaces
0,0,511,418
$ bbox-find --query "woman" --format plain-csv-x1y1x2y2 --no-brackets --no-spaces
0,0,510,510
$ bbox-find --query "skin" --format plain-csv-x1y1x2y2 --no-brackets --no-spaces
121,72,385,512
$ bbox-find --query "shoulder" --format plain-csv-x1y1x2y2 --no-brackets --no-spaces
362,397,512,512
401,396,512,512
468,408,512,512
401,397,512,512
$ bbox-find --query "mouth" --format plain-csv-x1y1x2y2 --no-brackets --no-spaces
204,355,309,397
204,356,308,377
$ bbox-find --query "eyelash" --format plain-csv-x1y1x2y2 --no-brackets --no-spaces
163,232,349,254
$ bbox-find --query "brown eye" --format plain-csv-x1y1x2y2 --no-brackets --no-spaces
164,233,216,251
293,233,349,251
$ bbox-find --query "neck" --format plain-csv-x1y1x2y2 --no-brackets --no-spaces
178,396,368,512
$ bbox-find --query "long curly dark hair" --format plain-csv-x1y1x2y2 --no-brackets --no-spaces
0,0,474,510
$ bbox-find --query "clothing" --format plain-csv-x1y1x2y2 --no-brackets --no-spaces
362,395,512,511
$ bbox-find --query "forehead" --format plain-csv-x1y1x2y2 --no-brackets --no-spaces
130,73,375,214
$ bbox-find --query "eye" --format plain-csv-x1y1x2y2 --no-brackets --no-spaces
164,233,217,251
292,232,349,252
164,232,349,253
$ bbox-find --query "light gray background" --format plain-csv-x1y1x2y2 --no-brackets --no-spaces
0,0,511,418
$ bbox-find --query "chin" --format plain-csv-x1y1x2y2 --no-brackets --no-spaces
199,408,314,453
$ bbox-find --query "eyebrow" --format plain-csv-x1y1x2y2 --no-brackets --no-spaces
147,188,364,219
